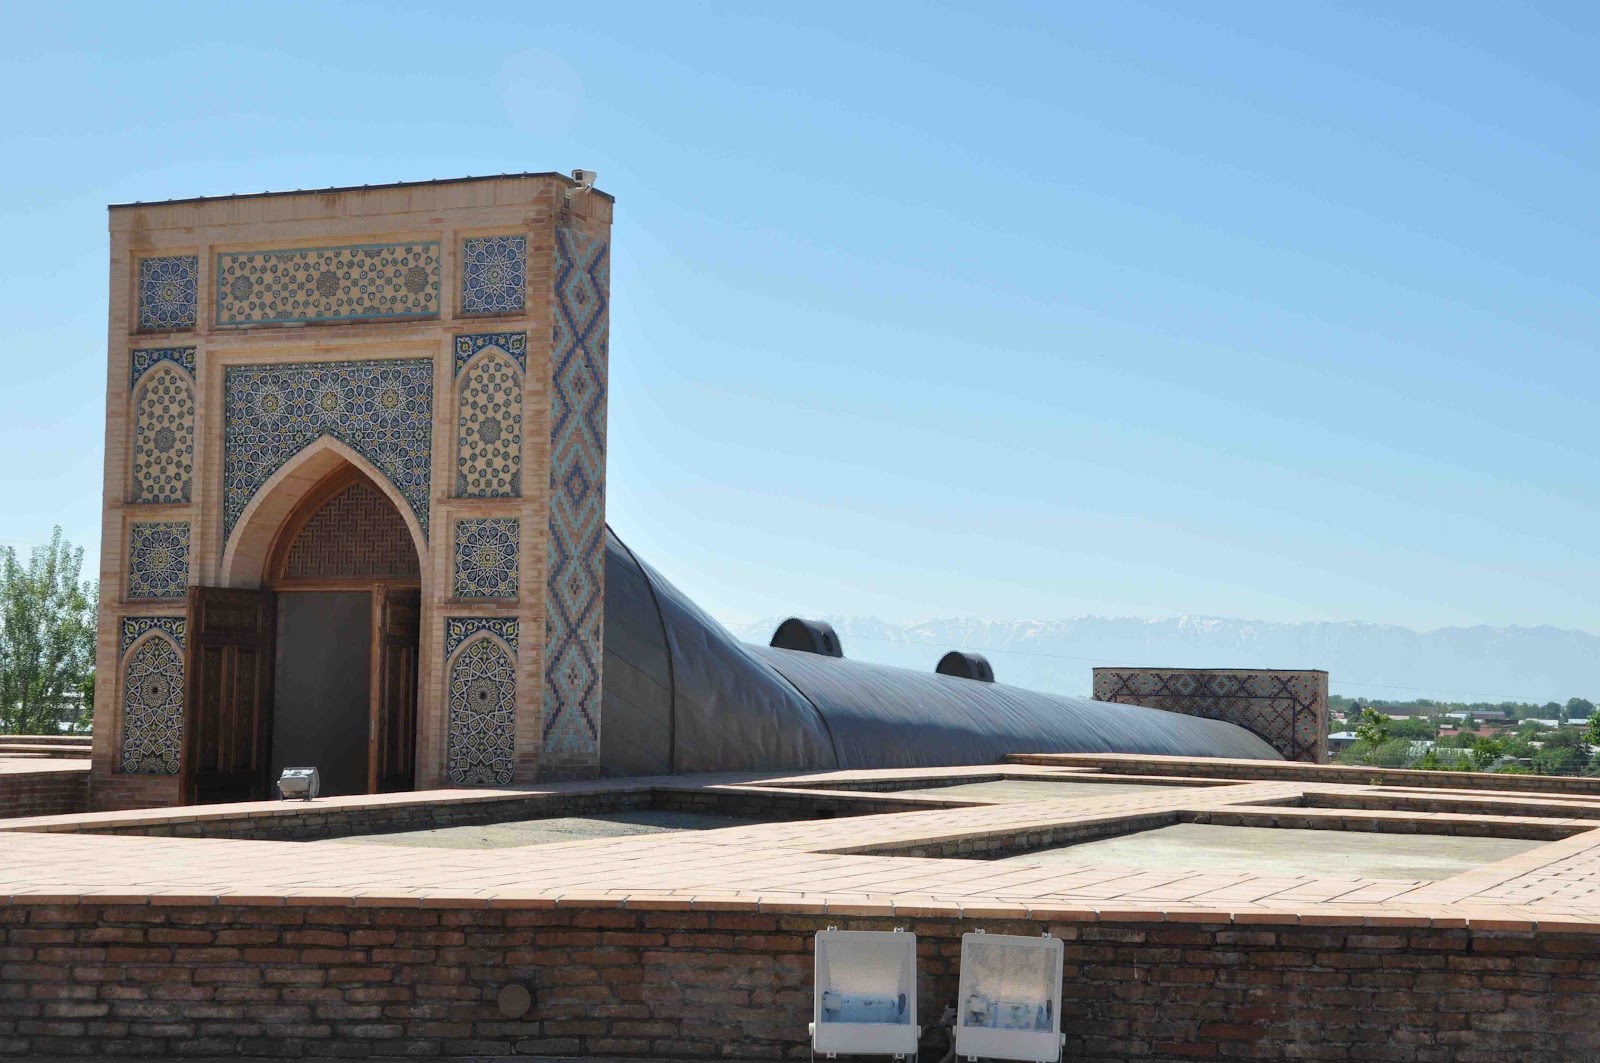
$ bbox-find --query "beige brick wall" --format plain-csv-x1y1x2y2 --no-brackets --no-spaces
93,175,612,808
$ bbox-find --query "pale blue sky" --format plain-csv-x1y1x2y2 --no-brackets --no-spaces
2,1,1597,633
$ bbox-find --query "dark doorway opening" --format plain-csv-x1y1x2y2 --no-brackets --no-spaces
272,591,371,797
183,463,422,804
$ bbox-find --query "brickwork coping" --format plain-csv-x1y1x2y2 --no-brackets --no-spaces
0,900,1597,1061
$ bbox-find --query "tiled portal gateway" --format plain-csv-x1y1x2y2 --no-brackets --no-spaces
91,174,612,811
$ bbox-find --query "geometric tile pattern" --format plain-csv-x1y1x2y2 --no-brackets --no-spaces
131,363,195,504
455,343,523,499
543,228,609,763
215,242,440,325
129,346,196,389
137,256,199,331
280,478,420,581
118,630,185,771
444,617,519,660
119,632,185,774
452,518,518,599
1092,668,1330,763
119,616,186,657
460,235,527,315
127,522,190,600
453,331,527,376
222,359,434,541
446,634,517,785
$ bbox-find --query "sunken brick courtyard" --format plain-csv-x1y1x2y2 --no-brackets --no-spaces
1,754,1599,1061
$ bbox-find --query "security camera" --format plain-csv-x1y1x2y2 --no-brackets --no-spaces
565,169,598,202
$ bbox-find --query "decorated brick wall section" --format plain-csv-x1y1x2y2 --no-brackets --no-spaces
215,242,441,325
0,765,88,818
1093,668,1329,763
94,176,616,801
542,228,609,778
0,904,1596,1061
223,358,435,541
281,478,420,582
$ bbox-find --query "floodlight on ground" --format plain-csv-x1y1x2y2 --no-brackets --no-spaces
810,927,920,1058
277,767,320,802
954,930,1065,1062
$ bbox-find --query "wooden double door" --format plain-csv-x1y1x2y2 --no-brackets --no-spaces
179,585,419,804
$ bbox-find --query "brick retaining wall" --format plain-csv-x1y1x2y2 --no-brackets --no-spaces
1,901,1596,1061
4,785,960,842
0,764,87,819
1013,753,1600,797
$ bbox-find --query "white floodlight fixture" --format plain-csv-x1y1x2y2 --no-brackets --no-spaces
954,930,1066,1062
277,767,320,802
811,928,920,1058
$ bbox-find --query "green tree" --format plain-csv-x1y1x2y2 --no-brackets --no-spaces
1587,714,1600,749
0,528,97,734
1355,708,1392,746
1569,697,1596,720
1501,735,1536,760
1468,736,1506,771
1389,717,1439,741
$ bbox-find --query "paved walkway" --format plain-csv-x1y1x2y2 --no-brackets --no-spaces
0,762,1597,930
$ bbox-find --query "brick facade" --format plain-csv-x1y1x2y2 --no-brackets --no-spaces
0,765,87,819
280,478,419,582
90,175,613,808
0,902,1594,1061
1094,668,1330,763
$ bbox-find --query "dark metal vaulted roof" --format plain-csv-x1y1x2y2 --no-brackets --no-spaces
600,527,1282,775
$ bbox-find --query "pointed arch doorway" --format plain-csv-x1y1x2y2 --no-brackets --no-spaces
182,459,421,803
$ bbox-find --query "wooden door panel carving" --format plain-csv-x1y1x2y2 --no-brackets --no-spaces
182,587,275,804
374,587,420,792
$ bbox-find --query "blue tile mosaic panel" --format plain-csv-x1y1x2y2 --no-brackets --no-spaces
132,363,195,504
120,632,184,774
127,522,190,600
216,242,440,325
446,634,517,785
452,518,519,598
453,331,527,376
130,347,196,389
444,617,519,659
120,616,187,656
543,228,609,762
455,339,523,499
460,235,527,315
137,256,199,331
223,359,433,541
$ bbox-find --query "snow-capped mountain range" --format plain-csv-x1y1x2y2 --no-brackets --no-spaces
724,615,1599,704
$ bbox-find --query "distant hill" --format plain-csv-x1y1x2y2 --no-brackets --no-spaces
725,615,1600,704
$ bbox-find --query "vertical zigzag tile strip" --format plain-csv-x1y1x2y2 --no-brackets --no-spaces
543,229,609,761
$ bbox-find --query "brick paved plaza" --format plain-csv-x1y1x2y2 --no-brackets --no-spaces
1,753,1599,1060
